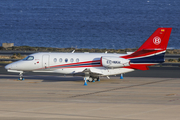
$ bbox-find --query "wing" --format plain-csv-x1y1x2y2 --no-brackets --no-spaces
73,68,103,77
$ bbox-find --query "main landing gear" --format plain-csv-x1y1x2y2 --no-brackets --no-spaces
18,72,24,80
83,77,100,86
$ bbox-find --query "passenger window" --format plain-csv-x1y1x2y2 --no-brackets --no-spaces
54,58,57,62
65,58,68,63
76,58,79,62
70,58,74,62
59,58,62,62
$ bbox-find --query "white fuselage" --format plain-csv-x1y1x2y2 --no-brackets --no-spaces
5,52,134,77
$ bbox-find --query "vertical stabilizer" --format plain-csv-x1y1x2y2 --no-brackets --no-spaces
136,28,172,51
122,28,172,70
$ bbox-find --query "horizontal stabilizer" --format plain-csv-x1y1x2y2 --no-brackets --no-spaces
130,65,149,70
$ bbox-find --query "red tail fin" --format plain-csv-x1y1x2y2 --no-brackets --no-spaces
122,28,172,59
136,28,172,51
122,28,172,70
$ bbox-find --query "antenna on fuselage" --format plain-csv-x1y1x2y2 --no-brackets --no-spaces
72,50,75,53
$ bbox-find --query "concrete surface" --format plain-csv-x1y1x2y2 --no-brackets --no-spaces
0,75,180,120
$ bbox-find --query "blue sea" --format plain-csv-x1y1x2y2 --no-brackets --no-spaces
0,0,180,49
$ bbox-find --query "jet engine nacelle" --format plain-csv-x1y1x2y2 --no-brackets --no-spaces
101,56,130,68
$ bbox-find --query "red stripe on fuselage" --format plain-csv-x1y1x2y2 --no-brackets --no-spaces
52,65,103,69
49,60,101,68
36,60,102,70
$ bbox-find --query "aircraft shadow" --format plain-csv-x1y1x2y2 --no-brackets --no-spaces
0,74,83,82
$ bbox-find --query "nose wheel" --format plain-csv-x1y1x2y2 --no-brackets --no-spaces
18,72,24,80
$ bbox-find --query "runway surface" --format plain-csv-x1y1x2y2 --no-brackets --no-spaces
0,75,180,120
0,64,180,120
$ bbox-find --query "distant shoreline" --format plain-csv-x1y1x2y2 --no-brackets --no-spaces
1,46,180,54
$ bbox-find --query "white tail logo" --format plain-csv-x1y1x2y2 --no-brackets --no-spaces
153,36,161,45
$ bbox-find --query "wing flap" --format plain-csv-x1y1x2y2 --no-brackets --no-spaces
73,68,103,76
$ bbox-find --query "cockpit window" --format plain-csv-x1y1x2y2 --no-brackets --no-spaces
23,56,34,61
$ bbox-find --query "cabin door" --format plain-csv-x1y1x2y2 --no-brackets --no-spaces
42,55,50,69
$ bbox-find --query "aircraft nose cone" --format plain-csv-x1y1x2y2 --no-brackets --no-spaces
5,64,11,70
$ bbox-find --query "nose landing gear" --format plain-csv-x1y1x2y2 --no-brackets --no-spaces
18,72,24,80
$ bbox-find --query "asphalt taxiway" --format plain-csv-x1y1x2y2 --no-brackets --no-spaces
0,65,180,120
